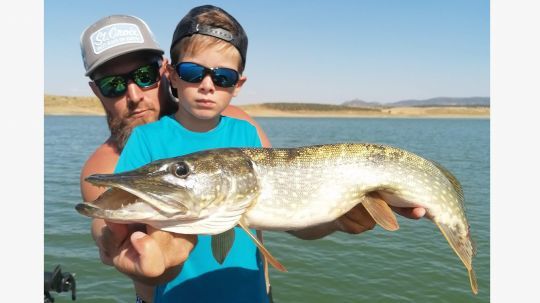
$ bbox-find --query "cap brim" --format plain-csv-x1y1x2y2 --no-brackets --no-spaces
85,47,164,77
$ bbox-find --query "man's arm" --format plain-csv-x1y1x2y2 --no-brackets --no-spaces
80,141,119,202
289,203,426,240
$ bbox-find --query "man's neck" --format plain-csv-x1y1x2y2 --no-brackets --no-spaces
104,137,122,155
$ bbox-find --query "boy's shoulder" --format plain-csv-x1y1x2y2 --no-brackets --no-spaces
221,115,257,130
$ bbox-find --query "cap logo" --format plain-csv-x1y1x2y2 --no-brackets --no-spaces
90,23,145,54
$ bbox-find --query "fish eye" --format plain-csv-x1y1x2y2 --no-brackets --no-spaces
171,162,190,178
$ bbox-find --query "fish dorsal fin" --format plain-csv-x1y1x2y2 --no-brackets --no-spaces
238,220,287,272
363,193,400,231
430,160,464,202
211,228,236,264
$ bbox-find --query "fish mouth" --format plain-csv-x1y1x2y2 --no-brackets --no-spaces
76,187,164,222
79,172,189,218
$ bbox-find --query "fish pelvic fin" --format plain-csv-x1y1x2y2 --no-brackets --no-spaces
211,228,235,265
435,221,478,294
238,220,287,272
362,193,400,231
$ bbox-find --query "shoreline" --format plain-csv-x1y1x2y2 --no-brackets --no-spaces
44,95,490,119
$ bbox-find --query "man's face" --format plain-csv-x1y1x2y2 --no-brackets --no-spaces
89,52,166,149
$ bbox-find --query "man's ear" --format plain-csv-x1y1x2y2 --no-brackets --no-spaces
232,75,247,97
89,81,100,96
161,57,170,77
89,82,106,106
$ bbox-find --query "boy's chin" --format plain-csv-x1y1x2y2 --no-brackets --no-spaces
190,107,224,120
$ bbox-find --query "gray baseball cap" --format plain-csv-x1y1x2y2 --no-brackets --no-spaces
80,15,164,77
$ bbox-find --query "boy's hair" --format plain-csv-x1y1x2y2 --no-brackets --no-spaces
170,5,248,73
171,33,242,73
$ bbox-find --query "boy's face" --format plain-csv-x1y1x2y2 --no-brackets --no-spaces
168,46,246,121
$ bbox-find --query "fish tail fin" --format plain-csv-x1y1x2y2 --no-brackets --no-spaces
363,192,400,231
238,221,287,272
435,221,478,294
468,267,479,295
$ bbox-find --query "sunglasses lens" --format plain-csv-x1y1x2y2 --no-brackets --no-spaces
177,63,205,83
177,63,239,87
95,62,161,98
97,76,127,97
133,63,160,88
212,68,239,87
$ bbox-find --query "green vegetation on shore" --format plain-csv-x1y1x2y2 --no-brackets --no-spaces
44,95,489,118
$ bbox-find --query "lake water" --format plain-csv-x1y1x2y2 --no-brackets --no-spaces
45,116,489,302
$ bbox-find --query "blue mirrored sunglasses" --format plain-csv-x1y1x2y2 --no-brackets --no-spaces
175,62,239,88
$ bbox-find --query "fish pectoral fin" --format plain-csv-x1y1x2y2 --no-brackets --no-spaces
157,196,256,235
211,228,236,265
238,221,287,272
434,221,478,294
362,193,400,231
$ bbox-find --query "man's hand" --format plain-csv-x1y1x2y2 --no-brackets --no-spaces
389,206,426,220
334,203,376,234
93,219,197,285
289,203,426,240
335,204,426,234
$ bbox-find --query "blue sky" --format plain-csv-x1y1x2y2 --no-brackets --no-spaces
45,0,489,104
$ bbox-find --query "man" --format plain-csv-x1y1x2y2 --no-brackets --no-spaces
79,14,425,303
79,14,276,302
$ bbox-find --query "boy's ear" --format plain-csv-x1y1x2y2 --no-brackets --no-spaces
232,75,247,97
166,64,178,87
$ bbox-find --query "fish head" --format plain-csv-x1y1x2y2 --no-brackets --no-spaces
77,149,259,222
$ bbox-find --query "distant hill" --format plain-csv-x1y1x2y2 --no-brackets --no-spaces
255,102,381,112
341,99,380,107
342,97,490,107
390,97,490,107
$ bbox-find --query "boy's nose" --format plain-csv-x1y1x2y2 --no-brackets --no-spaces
199,74,215,92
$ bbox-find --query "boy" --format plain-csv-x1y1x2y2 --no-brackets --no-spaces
114,5,426,302
115,5,270,302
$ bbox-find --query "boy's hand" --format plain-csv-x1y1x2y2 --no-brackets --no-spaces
95,220,197,284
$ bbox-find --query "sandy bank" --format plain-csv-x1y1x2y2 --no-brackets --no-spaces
44,95,490,118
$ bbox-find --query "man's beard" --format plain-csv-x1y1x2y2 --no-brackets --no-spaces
106,112,135,152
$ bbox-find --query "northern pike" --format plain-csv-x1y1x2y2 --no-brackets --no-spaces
76,143,478,294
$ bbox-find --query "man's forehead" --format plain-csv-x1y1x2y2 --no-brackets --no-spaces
93,52,160,78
